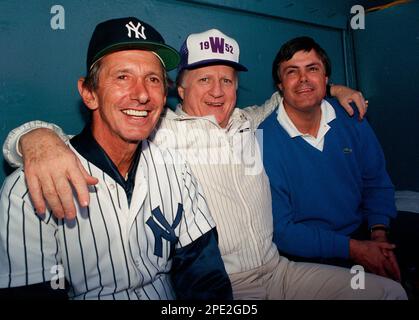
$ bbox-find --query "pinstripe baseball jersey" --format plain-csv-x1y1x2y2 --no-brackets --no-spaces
0,131,216,299
2,92,281,276
151,92,281,274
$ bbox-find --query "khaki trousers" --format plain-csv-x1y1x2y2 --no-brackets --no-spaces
229,251,407,300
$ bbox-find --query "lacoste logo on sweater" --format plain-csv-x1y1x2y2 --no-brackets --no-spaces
343,147,353,154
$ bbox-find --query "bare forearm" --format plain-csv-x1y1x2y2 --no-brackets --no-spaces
15,126,98,219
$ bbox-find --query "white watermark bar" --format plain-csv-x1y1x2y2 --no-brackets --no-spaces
152,127,265,175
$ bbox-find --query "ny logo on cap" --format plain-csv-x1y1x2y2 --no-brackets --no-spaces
125,21,146,40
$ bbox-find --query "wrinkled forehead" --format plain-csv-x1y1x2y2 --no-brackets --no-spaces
99,49,165,73
184,64,237,79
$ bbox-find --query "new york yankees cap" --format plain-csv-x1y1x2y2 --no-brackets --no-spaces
87,17,180,71
178,29,248,73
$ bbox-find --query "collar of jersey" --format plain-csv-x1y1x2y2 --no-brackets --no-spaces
70,125,141,204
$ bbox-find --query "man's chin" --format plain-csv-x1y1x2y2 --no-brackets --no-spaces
124,130,154,143
295,96,322,107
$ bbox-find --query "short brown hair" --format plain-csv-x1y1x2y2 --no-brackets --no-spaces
272,36,331,87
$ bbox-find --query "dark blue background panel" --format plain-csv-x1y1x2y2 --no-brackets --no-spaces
353,1,419,191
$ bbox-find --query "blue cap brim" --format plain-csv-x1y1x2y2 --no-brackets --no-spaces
91,42,180,71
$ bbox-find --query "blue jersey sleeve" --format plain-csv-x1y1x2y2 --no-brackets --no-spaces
171,228,232,300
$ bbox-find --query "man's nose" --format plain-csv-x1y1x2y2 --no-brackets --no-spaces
298,70,308,82
131,80,150,104
209,80,224,97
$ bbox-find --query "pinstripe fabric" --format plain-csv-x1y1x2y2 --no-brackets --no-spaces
150,93,281,274
0,140,214,300
1,92,281,275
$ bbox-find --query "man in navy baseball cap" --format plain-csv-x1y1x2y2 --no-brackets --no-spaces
0,18,232,300
86,17,180,71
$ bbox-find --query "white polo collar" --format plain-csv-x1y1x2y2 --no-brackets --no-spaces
276,99,336,151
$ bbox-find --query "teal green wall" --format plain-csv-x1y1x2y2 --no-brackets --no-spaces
5,1,417,191
1,0,353,183
3,1,418,191
353,1,419,191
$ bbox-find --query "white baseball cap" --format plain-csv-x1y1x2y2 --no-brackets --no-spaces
177,29,247,73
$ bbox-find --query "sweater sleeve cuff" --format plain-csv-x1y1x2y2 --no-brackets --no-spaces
333,234,351,259
367,214,390,229
2,121,69,168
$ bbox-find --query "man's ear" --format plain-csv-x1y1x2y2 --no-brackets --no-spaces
78,78,98,111
177,86,185,100
277,83,283,92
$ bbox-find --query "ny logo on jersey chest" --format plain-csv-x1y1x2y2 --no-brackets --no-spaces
146,204,183,257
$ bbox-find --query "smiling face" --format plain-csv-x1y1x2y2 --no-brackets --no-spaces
278,49,328,114
178,65,237,128
79,50,166,151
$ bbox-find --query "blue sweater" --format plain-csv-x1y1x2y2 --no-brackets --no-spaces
260,99,396,259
